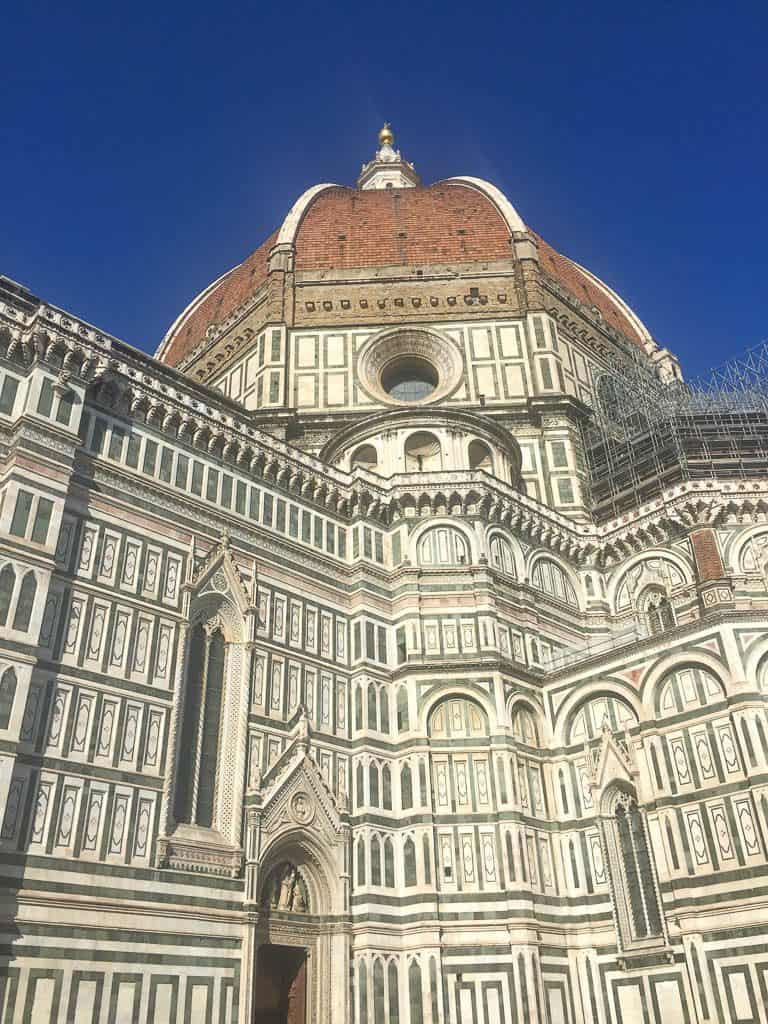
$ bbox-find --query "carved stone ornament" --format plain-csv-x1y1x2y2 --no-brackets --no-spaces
156,830,244,878
290,790,315,826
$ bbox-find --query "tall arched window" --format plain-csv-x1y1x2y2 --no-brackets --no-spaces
369,763,380,807
400,764,413,810
384,838,395,887
373,960,385,1024
603,788,664,949
371,835,382,885
12,571,37,632
396,687,409,732
408,960,424,1022
174,624,227,828
382,766,392,810
387,961,399,1023
403,836,417,886
0,565,16,627
0,668,17,729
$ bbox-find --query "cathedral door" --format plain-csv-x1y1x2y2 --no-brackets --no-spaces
253,944,307,1024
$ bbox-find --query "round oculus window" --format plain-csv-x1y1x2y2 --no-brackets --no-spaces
381,357,439,402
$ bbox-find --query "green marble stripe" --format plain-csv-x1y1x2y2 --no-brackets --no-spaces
0,852,242,890
12,750,165,789
17,922,242,948
0,944,239,968
35,657,176,702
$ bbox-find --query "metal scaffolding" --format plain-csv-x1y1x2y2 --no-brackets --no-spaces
580,340,768,521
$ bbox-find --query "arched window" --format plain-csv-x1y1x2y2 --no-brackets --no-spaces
408,960,424,1022
369,763,380,806
603,789,664,948
12,571,36,632
387,961,400,1023
371,836,382,886
511,705,540,747
468,439,493,472
174,625,227,828
356,763,365,807
357,961,368,1023
382,765,392,810
428,697,488,739
489,534,517,576
0,668,17,729
380,689,390,734
416,526,469,567
355,686,363,730
400,764,413,810
351,443,378,472
397,687,409,732
505,832,515,880
531,558,578,606
404,431,442,472
356,839,366,884
0,565,16,627
367,685,378,731
422,834,432,885
373,959,385,1024
384,838,395,887
404,836,417,886
657,666,725,714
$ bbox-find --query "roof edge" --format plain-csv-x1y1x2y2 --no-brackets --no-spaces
440,176,527,234
155,265,239,360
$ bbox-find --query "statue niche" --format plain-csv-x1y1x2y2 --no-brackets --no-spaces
261,862,310,913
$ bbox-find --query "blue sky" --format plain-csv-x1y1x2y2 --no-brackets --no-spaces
3,1,766,379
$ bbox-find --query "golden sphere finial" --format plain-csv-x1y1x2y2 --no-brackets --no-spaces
378,122,394,147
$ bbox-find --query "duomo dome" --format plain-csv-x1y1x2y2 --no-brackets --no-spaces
155,126,677,517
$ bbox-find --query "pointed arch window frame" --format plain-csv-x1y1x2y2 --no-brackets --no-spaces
600,784,669,955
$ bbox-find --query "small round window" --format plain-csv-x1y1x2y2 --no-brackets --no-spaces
381,357,438,402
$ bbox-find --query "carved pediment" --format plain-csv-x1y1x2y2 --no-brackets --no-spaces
587,722,638,799
187,531,257,615
259,748,345,844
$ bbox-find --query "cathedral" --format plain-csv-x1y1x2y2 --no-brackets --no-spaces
1,124,768,1024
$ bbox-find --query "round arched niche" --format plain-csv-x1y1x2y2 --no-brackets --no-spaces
356,328,464,407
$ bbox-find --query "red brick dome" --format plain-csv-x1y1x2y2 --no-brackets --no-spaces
157,179,652,367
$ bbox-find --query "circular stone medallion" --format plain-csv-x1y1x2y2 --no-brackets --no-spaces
290,791,315,826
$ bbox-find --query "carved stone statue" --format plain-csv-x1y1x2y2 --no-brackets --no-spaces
278,866,297,909
262,862,310,913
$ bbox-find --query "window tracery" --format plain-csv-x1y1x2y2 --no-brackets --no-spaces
174,622,227,829
531,558,577,606
416,526,469,567
488,533,517,576
602,788,664,949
